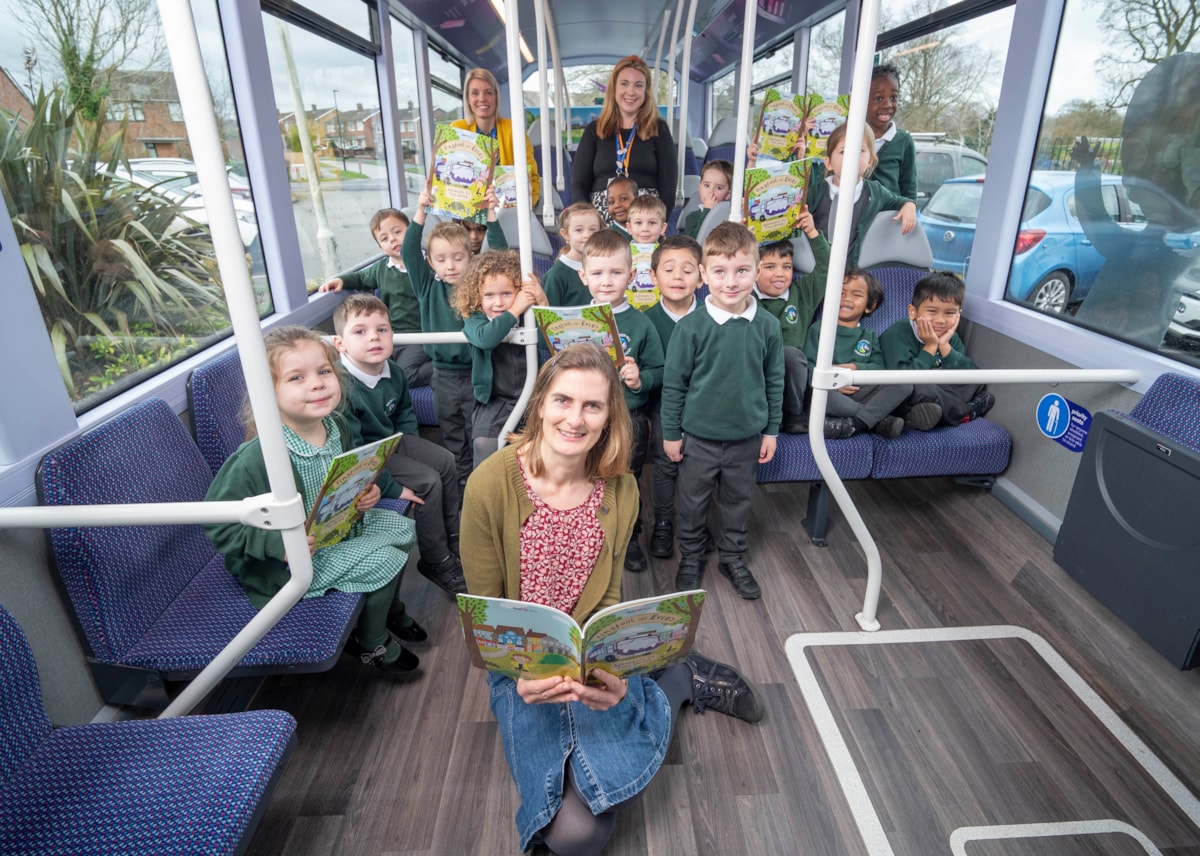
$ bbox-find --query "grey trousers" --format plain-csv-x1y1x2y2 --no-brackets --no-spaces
431,367,474,491
824,383,913,428
384,434,460,564
675,433,760,561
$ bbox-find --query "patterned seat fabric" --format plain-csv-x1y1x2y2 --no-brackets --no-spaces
757,432,875,483
0,604,296,856
410,385,438,427
1127,372,1200,454
188,348,247,477
868,418,1012,479
37,398,361,685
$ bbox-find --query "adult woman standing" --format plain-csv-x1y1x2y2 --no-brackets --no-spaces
572,55,678,221
452,68,541,206
461,344,763,856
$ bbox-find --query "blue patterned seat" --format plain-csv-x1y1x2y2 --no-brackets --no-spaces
868,418,1012,479
757,432,874,483
0,603,295,855
410,384,438,427
1127,372,1200,454
38,398,363,708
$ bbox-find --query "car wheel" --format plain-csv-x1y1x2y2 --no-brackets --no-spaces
1029,272,1072,313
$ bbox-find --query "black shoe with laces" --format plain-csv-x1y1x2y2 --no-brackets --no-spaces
718,558,762,599
624,536,647,572
418,553,467,596
675,554,704,590
962,390,996,422
650,519,674,558
685,652,764,722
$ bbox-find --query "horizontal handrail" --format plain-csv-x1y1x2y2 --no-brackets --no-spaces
812,367,1141,389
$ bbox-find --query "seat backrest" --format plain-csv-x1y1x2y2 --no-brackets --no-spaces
188,349,247,476
705,117,742,164
0,604,51,784
692,137,708,160
1128,373,1200,453
857,211,934,336
486,206,555,256
37,399,217,664
695,201,732,246
790,236,817,276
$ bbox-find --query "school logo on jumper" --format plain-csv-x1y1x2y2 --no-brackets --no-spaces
784,306,799,324
618,332,632,353
385,397,398,415
854,339,872,357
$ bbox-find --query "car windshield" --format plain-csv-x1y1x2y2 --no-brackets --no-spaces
925,182,982,223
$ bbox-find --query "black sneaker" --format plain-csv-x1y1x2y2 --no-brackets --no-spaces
963,390,996,422
822,416,857,439
718,558,762,600
387,610,429,645
904,402,942,431
675,554,704,590
782,417,808,434
650,519,674,558
418,554,467,596
872,415,904,439
624,536,647,572
345,634,420,674
685,652,764,722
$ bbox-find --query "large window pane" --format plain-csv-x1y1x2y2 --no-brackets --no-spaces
710,69,737,130
0,0,268,411
752,42,794,88
1002,0,1200,368
264,14,390,290
293,0,373,43
523,64,674,145
805,11,845,98
390,16,424,187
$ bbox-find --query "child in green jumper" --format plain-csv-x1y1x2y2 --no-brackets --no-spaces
541,202,602,306
681,159,732,239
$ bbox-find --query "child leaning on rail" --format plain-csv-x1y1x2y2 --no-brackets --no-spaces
879,270,995,426
453,249,546,468
203,326,422,676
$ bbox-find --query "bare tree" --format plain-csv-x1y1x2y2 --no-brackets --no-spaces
1095,0,1200,107
11,0,166,121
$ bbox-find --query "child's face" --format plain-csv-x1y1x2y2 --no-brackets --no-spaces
274,341,340,428
697,168,731,208
462,222,488,254
628,210,666,244
838,276,872,326
580,251,634,306
702,250,757,314
428,236,470,283
334,310,394,372
481,273,519,319
909,295,961,336
650,248,702,309
606,184,635,224
825,138,871,185
756,251,793,297
562,212,602,255
867,76,899,136
373,215,407,260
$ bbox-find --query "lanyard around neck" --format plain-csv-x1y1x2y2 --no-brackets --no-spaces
615,123,636,176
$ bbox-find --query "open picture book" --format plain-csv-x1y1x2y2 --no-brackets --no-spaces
456,590,706,682
533,304,625,368
305,431,403,550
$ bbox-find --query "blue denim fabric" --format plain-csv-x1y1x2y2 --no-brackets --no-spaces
488,672,673,851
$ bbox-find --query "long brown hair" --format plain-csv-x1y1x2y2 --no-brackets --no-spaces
242,326,344,440
511,344,631,480
596,56,660,140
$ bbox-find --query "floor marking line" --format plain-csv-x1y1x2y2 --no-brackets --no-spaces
785,625,1200,856
949,819,1161,855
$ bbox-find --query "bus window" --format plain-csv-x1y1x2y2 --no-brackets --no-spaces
805,10,846,99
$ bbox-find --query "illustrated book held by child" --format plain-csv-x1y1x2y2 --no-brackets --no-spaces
756,88,806,162
533,304,625,367
305,430,404,549
430,123,495,222
455,590,706,682
803,94,849,159
744,160,808,243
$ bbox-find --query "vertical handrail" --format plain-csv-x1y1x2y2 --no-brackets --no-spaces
544,1,568,193
665,0,685,133
654,8,671,99
674,0,700,208
727,0,758,221
534,0,555,227
156,0,314,717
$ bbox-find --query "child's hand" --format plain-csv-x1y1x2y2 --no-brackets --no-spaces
664,438,683,463
835,362,859,395
795,205,817,238
937,313,960,353
319,277,344,293
746,141,759,168
758,434,777,464
355,483,381,512
895,201,917,234
619,355,641,392
915,316,940,349
399,486,425,506
523,274,547,305
483,186,500,220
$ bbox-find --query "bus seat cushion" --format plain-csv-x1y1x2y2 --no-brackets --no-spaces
868,418,1011,479
410,385,438,427
757,432,875,483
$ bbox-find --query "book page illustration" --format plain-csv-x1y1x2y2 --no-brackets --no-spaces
804,94,850,160
430,124,495,223
533,304,625,368
305,432,403,550
627,242,660,310
757,88,805,163
745,160,807,244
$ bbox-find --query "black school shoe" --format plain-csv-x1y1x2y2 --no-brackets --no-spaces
675,553,704,590
871,415,904,439
650,519,674,559
685,652,765,722
418,553,467,596
624,536,647,572
961,390,996,422
387,609,429,644
718,558,762,600
345,634,420,675
822,416,857,439
904,402,943,432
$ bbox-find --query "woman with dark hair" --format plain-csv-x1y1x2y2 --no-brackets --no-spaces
461,344,763,856
571,55,678,221
452,67,541,206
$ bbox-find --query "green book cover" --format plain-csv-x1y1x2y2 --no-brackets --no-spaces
757,88,806,162
744,160,808,243
304,431,403,550
533,304,625,368
804,94,850,160
430,123,495,223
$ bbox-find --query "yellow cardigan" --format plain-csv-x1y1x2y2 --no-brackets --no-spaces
451,116,542,206
461,444,638,622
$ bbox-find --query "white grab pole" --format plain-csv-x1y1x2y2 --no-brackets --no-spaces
674,0,700,208
534,0,555,227
654,8,671,99
665,0,685,132
545,1,567,193
728,0,758,221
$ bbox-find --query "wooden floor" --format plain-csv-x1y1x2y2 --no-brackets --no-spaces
243,475,1200,856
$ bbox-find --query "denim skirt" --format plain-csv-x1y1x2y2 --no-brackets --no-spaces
488,672,673,850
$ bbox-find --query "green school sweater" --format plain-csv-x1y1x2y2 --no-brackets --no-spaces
681,207,708,239
879,318,977,371
341,361,419,441
872,129,917,200
802,321,886,384
611,303,664,411
340,257,421,334
462,310,524,404
755,232,830,349
541,257,591,306
805,162,911,267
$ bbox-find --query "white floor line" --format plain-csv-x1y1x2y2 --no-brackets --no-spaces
784,625,1200,856
949,819,1161,855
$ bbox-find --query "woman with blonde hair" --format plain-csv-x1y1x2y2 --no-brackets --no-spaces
451,67,541,206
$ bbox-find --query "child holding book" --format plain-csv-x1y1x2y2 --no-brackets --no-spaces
661,222,784,600
318,208,431,388
405,181,507,490
605,176,638,239
625,194,669,310
204,326,422,675
455,250,547,466
461,343,764,856
681,159,733,239
579,229,665,572
542,202,603,306
333,294,467,599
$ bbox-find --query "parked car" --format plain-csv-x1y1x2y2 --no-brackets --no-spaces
911,133,988,208
1167,288,1200,348
917,171,1146,313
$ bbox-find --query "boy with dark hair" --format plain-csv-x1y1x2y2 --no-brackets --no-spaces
880,270,995,424
319,208,431,388
801,269,924,438
332,293,466,599
661,222,784,600
681,159,733,239
754,206,830,434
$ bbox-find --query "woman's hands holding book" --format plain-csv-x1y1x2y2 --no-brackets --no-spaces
517,670,628,711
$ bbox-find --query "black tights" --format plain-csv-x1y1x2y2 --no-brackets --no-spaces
539,664,691,856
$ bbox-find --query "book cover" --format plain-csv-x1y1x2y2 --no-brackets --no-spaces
533,304,625,368
627,241,659,310
493,164,519,209
757,88,806,163
304,431,403,550
803,94,850,159
430,123,495,223
744,160,807,244
456,590,706,682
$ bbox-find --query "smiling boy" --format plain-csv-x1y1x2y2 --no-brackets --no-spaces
660,222,783,600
